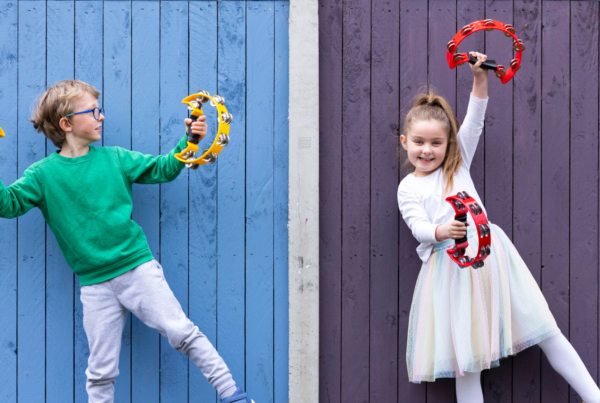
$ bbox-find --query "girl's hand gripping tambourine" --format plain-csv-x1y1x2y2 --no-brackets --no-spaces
174,91,232,169
445,191,491,269
446,19,525,84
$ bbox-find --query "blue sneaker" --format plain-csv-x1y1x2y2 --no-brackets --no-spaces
220,387,255,403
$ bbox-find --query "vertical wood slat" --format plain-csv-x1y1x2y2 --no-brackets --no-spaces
274,3,290,402
0,3,18,403
541,2,571,402
159,3,190,401
427,1,457,401
483,0,514,401
318,0,343,400
341,0,371,401
46,2,75,402
217,0,247,394
570,2,599,402
246,2,275,402
74,3,104,401
398,0,428,401
512,1,543,402
189,2,219,402
131,3,161,403
17,2,46,402
370,0,399,401
104,3,134,401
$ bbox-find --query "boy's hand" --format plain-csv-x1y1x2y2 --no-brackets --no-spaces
185,115,207,141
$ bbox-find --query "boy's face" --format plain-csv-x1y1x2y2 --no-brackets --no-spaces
65,91,104,145
400,119,448,177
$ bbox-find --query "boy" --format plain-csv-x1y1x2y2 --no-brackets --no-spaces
0,80,254,403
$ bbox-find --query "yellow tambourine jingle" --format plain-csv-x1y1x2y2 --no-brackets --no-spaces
174,91,232,169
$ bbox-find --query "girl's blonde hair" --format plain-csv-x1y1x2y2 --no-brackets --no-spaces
30,79,101,148
400,89,462,197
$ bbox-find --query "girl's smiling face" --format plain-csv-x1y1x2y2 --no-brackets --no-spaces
400,119,448,177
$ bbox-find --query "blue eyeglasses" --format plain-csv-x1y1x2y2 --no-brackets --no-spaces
65,107,104,121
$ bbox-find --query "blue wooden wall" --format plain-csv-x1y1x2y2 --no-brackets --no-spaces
0,1,289,402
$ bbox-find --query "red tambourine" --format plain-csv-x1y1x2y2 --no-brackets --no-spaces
446,19,525,84
445,191,491,269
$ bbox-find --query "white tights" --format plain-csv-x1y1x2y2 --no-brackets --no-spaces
455,333,600,403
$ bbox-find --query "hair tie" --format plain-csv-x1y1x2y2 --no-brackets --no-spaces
426,102,442,109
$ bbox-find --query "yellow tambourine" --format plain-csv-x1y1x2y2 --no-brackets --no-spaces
174,90,232,169
0,126,5,138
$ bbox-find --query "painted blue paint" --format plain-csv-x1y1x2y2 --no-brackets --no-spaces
17,3,46,402
159,2,190,401
1,2,289,402
131,2,161,402
46,2,75,402
246,2,275,402
104,2,133,401
74,2,104,402
274,2,290,402
0,3,18,403
189,2,219,401
217,0,247,393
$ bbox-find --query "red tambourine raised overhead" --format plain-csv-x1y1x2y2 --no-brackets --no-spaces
445,191,492,269
446,19,525,84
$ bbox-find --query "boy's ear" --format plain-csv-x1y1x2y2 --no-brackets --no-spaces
59,117,72,133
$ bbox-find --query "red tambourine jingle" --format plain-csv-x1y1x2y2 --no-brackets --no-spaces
446,19,525,84
445,191,491,269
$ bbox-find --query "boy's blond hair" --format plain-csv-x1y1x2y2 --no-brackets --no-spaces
400,88,463,197
30,79,101,148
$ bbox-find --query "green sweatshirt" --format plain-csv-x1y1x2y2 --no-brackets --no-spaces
0,134,189,285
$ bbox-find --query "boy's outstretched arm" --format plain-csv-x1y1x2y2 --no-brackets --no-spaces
0,166,43,218
116,134,190,185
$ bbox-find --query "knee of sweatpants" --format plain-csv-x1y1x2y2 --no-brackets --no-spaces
166,319,205,352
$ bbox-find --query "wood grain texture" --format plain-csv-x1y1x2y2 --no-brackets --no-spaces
46,2,75,402
319,0,343,401
131,3,161,402
341,0,371,401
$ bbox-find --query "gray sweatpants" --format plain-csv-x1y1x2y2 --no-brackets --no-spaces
80,259,236,403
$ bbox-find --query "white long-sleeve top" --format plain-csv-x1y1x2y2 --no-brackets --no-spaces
398,94,488,263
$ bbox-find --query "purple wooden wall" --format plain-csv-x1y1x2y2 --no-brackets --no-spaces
319,1,599,402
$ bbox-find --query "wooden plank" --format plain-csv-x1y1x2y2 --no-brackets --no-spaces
318,0,343,400
46,2,75,402
188,2,218,402
427,1,456,401
457,0,485,200
17,3,46,402
274,2,290,402
483,1,514,401
75,2,104,401
398,0,428,401
570,2,599,402
370,0,399,401
540,2,570,402
512,1,543,402
131,2,161,402
217,0,246,392
246,3,275,401
159,2,190,401
0,3,18,402
341,0,371,401
103,3,133,401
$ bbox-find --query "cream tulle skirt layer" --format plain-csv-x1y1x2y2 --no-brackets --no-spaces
407,223,560,383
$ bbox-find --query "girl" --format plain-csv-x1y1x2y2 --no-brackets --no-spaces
398,51,600,403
